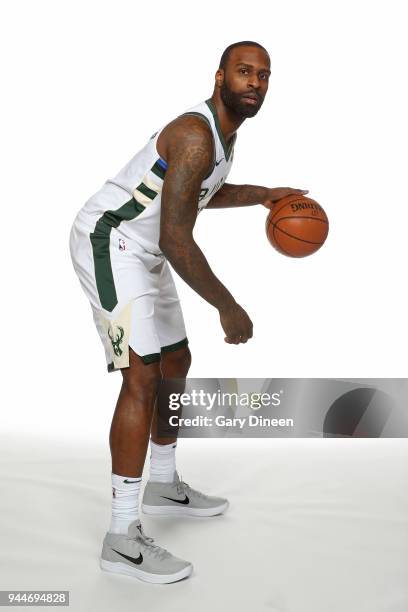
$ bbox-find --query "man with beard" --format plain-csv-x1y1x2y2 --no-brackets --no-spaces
69,40,308,583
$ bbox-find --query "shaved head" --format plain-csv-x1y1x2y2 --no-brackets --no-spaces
219,41,269,72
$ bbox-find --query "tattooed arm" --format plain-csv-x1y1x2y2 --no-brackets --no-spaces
159,116,253,344
206,183,309,209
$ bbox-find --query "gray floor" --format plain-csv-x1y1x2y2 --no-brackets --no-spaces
0,434,407,612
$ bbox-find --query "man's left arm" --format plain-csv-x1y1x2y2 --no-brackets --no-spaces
205,183,309,209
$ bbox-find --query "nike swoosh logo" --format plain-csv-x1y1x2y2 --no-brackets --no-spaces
160,495,190,505
215,158,224,166
112,548,143,565
123,479,140,483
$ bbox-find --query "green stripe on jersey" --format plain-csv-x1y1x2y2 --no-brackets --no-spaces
161,337,189,353
205,98,236,161
90,197,145,312
140,352,161,364
90,158,164,312
136,182,158,200
151,160,166,180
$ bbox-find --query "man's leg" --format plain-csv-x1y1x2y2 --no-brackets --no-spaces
102,346,193,582
147,345,191,483
110,348,162,476
142,344,229,516
150,344,192,446
108,348,161,535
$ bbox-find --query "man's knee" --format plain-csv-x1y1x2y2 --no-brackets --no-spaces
121,350,163,399
161,345,192,376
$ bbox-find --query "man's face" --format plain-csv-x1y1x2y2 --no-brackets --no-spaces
219,46,271,118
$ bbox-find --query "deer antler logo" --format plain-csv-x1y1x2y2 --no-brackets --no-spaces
108,325,125,357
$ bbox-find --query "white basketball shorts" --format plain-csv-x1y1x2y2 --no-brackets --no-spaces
69,209,188,372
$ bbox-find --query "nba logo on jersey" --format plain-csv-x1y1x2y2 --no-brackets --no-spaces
119,238,126,251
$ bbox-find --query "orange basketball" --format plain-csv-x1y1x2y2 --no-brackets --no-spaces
266,195,329,257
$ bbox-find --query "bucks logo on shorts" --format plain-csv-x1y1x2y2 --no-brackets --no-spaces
108,325,125,357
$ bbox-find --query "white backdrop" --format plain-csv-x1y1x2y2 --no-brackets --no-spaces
1,3,407,611
1,0,407,441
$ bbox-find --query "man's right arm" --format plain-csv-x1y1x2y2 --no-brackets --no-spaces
159,116,253,344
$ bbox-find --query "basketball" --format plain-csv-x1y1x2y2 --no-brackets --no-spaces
266,195,329,258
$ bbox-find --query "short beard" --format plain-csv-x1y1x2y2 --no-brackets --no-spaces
220,81,263,118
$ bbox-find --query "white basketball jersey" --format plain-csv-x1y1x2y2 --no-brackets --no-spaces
74,99,236,255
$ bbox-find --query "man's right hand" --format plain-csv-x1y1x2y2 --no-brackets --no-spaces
219,302,253,344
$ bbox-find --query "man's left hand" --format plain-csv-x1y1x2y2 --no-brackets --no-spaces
263,187,309,209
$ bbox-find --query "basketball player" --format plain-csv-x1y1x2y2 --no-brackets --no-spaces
69,40,308,583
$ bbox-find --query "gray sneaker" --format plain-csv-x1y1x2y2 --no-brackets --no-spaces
142,471,229,517
100,519,193,584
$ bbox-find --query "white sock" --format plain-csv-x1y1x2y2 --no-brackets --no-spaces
149,440,177,483
109,473,142,534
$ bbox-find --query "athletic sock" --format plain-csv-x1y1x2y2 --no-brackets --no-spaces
109,473,142,535
149,440,177,483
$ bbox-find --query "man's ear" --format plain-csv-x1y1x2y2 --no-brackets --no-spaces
215,68,224,87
